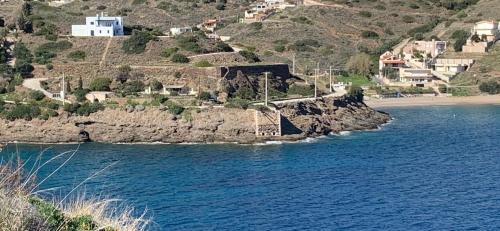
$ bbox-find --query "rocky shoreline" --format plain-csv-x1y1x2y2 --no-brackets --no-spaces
0,96,390,145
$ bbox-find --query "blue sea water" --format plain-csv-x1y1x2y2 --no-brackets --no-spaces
1,105,500,230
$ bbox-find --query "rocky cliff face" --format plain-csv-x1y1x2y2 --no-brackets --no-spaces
278,96,390,136
0,97,390,144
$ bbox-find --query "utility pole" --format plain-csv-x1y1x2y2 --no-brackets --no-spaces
292,54,296,75
264,72,269,106
314,68,318,98
329,66,333,93
61,73,65,106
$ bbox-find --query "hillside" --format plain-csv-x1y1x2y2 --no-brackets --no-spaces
1,0,499,95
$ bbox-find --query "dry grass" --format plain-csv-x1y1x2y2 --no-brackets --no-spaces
0,147,151,231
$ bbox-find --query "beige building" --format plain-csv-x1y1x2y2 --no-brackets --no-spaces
472,21,499,42
399,68,434,84
85,91,112,102
463,21,499,53
403,40,447,59
433,59,474,75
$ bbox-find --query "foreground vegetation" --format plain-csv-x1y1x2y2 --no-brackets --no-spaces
0,150,149,230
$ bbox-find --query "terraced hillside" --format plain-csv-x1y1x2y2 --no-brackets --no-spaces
1,0,496,90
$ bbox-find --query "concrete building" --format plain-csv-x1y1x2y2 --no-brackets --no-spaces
200,19,217,32
471,21,499,42
379,51,406,78
85,91,113,102
399,68,434,84
432,59,474,75
170,27,192,36
463,21,499,53
71,13,124,37
403,40,447,59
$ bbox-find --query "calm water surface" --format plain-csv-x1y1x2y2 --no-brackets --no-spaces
2,105,500,230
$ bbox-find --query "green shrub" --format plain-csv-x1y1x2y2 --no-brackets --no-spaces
359,11,372,17
176,35,203,53
4,104,41,121
215,42,233,52
122,30,155,54
274,44,286,52
194,60,212,67
150,79,163,91
198,91,212,101
67,50,86,61
402,15,415,23
30,90,45,101
239,50,260,63
73,88,90,102
161,47,179,58
171,53,190,63
225,98,250,109
28,197,65,230
76,102,104,116
361,31,379,39
235,86,256,100
348,86,364,102
249,22,263,30
123,80,145,94
287,84,314,96
479,81,499,94
39,41,73,51
89,78,112,91
166,101,185,115
290,16,313,24
215,3,225,10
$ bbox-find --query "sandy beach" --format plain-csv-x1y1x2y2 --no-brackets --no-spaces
365,95,500,108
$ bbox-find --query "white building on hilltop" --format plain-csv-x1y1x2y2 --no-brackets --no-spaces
72,13,124,37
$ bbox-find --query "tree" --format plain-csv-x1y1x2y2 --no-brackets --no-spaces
150,79,163,91
89,78,112,91
117,65,132,83
13,43,33,63
346,53,372,76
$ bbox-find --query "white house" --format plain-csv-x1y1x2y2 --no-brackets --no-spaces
72,13,124,37
170,27,192,36
471,21,499,42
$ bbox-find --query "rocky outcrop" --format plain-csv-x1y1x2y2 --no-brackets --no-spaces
278,96,390,136
0,97,390,144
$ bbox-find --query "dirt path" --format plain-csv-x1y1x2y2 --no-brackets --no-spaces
99,37,113,67
303,0,346,8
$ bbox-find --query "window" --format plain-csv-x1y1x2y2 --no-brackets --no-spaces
116,21,119,25
90,22,94,25
107,30,110,34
